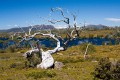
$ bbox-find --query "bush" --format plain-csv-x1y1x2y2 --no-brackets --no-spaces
10,63,17,68
26,52,41,68
115,39,119,45
97,35,103,38
92,57,120,80
26,70,56,79
89,34,94,38
6,45,16,53
110,60,120,80
0,50,6,53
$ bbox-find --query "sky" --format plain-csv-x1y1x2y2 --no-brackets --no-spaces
0,0,120,29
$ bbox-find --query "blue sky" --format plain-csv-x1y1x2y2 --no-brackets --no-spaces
0,0,120,29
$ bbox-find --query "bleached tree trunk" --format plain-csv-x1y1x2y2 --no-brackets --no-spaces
84,43,90,59
23,32,65,69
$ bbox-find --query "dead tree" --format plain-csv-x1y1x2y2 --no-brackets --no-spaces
16,8,84,69
15,24,75,69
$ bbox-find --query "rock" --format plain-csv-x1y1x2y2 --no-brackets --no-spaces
92,60,98,62
54,61,64,69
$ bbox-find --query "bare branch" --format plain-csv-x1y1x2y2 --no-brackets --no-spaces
48,19,65,24
71,13,79,37
50,7,70,25
29,25,34,35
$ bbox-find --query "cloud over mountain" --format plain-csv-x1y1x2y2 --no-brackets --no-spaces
105,18,120,22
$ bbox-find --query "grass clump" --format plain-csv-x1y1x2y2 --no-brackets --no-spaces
58,56,84,64
80,43,96,54
10,62,25,69
26,70,56,79
0,49,6,53
6,45,16,53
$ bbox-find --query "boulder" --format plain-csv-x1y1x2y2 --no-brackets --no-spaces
54,61,64,69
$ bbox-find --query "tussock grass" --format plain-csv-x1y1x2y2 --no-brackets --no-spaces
0,45,120,80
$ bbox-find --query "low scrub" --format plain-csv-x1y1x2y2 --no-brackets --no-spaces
6,45,16,53
92,57,120,80
26,70,56,79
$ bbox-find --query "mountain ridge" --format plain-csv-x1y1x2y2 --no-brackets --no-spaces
0,24,55,33
85,24,109,29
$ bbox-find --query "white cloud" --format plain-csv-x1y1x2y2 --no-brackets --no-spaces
105,18,120,22
55,24,68,29
84,22,91,25
7,25,12,26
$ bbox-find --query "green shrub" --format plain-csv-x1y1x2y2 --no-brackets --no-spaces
89,34,94,38
6,45,16,53
92,57,120,80
26,53,41,67
108,40,112,45
110,60,120,80
10,63,17,68
97,35,103,38
0,50,6,53
115,39,119,45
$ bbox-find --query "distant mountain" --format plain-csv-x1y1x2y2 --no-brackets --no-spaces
0,25,55,33
85,24,108,29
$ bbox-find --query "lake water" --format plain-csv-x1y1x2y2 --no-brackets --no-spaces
0,37,119,49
